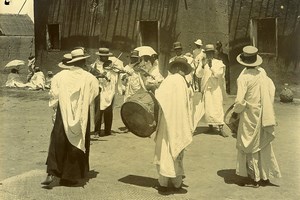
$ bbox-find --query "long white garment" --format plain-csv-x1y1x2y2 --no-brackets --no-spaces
92,59,123,110
233,67,281,181
15,71,46,90
154,73,193,177
49,67,99,152
5,73,23,87
195,59,225,125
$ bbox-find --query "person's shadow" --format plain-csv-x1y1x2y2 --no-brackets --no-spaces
42,170,99,189
118,175,158,188
217,169,279,187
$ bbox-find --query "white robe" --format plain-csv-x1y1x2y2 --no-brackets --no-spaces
195,59,226,125
154,73,193,178
233,67,281,181
49,67,99,152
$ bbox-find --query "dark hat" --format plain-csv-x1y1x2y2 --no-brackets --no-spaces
96,48,113,56
173,42,183,50
236,46,263,67
168,57,193,75
204,44,215,52
130,50,139,58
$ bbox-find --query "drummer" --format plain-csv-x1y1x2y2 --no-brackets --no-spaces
91,47,123,136
121,50,148,101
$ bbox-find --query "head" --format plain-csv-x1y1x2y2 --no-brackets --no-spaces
173,42,183,56
216,41,223,52
204,44,215,60
194,39,203,49
130,50,140,64
168,57,192,76
96,48,113,62
34,66,41,72
47,71,54,78
236,46,263,68
64,48,90,68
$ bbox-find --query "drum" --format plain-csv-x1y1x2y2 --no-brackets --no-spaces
224,104,240,134
121,91,159,137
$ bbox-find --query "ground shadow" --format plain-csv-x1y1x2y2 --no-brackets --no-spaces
118,175,158,188
217,169,279,187
194,126,221,136
42,170,99,189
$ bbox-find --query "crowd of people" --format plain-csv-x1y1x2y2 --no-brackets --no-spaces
37,40,281,195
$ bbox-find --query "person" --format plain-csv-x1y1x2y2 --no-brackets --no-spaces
154,57,193,195
15,66,46,90
215,41,230,94
45,71,54,89
195,44,228,137
141,54,164,93
5,68,23,87
92,48,123,136
121,50,147,101
41,48,99,186
232,46,281,187
26,55,36,82
192,39,206,92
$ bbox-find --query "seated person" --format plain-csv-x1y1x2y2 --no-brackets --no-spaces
5,68,23,88
15,66,46,90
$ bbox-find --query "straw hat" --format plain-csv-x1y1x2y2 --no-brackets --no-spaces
95,48,113,56
64,49,90,64
236,46,262,67
194,39,203,46
168,57,193,75
204,44,215,53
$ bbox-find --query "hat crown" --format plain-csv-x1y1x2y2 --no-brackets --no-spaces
98,48,110,55
205,44,215,52
71,49,85,58
173,42,182,49
194,39,203,46
242,46,258,56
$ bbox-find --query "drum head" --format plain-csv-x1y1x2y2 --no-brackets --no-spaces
121,101,156,137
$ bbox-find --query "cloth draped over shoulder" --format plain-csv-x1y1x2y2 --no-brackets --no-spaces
233,68,276,153
49,67,99,152
155,73,193,160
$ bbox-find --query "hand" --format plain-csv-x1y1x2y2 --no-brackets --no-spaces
231,112,238,119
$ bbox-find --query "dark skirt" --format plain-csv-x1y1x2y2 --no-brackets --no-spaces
46,104,90,180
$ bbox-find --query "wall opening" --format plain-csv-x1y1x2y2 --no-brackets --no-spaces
46,24,61,51
137,20,159,52
250,18,277,56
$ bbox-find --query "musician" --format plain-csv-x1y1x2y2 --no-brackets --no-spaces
121,50,148,101
154,57,193,194
142,54,164,93
92,48,123,136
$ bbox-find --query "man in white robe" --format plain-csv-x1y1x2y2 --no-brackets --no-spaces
195,44,228,137
232,46,281,187
154,57,193,195
42,48,99,186
91,48,123,136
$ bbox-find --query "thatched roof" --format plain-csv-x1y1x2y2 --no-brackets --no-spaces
0,14,34,36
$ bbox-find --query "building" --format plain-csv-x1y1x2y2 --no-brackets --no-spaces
34,0,299,93
0,14,34,68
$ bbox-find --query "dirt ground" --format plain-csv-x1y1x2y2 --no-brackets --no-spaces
0,86,299,199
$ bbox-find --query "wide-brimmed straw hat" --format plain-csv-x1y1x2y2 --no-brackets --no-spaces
64,49,90,64
204,44,215,53
194,39,203,46
58,57,72,69
95,48,113,56
168,57,193,75
173,42,183,50
236,46,263,67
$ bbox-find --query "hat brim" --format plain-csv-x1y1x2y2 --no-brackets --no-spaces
236,54,263,67
168,60,193,75
58,62,73,69
95,52,113,56
66,55,90,64
194,42,203,46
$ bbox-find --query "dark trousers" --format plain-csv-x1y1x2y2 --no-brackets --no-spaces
98,98,114,135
